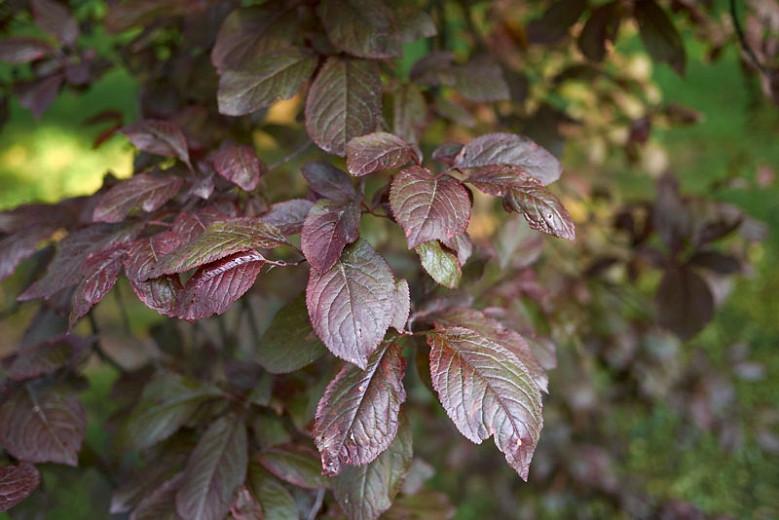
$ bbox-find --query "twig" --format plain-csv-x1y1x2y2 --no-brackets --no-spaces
307,488,326,520
268,140,313,171
88,312,125,373
241,298,262,340
729,0,769,75
113,282,133,335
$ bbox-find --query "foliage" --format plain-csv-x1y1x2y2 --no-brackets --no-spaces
0,0,776,519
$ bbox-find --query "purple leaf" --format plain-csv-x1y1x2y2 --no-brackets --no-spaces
314,342,407,476
31,0,80,46
175,415,248,520
122,119,191,167
6,335,89,382
578,1,622,63
217,48,317,117
69,245,128,326
92,172,183,223
211,4,299,73
0,226,55,282
389,279,410,333
306,240,395,368
0,37,52,64
211,143,264,191
0,462,40,512
333,417,412,520
389,166,471,249
258,445,331,490
131,473,184,520
441,233,472,266
301,199,361,272
0,387,86,466
415,240,461,289
305,57,382,156
16,74,64,119
656,265,714,340
146,218,286,279
454,133,562,185
503,181,576,241
173,251,265,321
124,231,183,316
427,326,543,480
689,250,741,275
463,163,539,197
317,0,402,59
260,199,314,235
392,83,427,144
302,162,357,202
431,142,463,166
346,132,421,177
434,308,548,393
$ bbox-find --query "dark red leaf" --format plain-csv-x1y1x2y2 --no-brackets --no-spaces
427,326,543,480
306,240,395,368
656,265,714,340
346,132,421,177
389,279,410,333
31,0,80,46
260,199,314,235
503,180,575,241
305,57,382,156
6,334,90,382
302,161,358,202
0,37,52,64
211,143,264,191
16,74,64,119
454,133,562,186
301,199,361,272
69,245,128,326
0,386,86,466
318,0,402,59
122,119,191,168
578,1,622,63
124,231,183,316
689,250,741,275
463,163,539,197
173,251,264,321
314,342,407,475
92,172,183,223
0,462,40,512
431,142,463,166
526,0,587,45
0,226,55,282
389,166,471,249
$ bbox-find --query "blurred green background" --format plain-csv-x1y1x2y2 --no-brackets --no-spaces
1,20,778,520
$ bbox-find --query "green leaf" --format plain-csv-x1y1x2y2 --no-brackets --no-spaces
415,241,461,289
247,464,298,520
257,445,330,490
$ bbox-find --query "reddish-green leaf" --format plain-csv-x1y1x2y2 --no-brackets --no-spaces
427,327,543,480
318,0,401,59
175,415,248,520
503,181,575,241
211,143,264,191
390,166,471,249
314,342,407,476
0,462,40,513
333,418,413,520
92,172,183,223
346,132,421,177
217,48,316,117
454,133,562,186
0,37,52,64
634,0,686,75
122,119,191,167
247,464,298,519
257,445,330,489
0,386,86,466
305,57,382,156
306,240,395,368
389,279,410,333
392,83,427,144
146,218,286,279
131,474,183,520
301,199,361,272
173,251,264,321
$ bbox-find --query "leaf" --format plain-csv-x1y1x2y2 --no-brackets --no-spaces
346,132,421,177
441,233,472,266
217,48,317,117
0,386,86,466
578,1,622,63
314,342,406,476
634,0,686,75
211,143,264,191
16,73,63,119
389,279,410,333
124,372,222,450
173,251,264,321
0,462,40,513
175,415,248,520
255,295,327,374
434,308,548,393
689,250,741,275
306,240,395,369
229,485,262,520
415,241,461,289
6,335,88,381
503,181,576,240
392,83,427,144
131,474,183,520
247,464,298,520
122,119,191,167
301,199,361,272
449,59,510,103
427,327,544,480
655,265,714,340
384,490,455,520
93,172,183,224
69,245,128,326
526,0,587,45
31,0,79,46
454,133,562,186
332,417,412,520
260,199,314,235
124,231,183,316
0,37,52,64
0,226,54,282
463,163,539,197
390,166,471,249
211,3,299,73
305,57,382,156
302,161,358,202
147,218,287,279
431,143,463,166
258,445,330,489
318,0,401,59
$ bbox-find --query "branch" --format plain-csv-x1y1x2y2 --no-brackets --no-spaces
729,0,768,75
